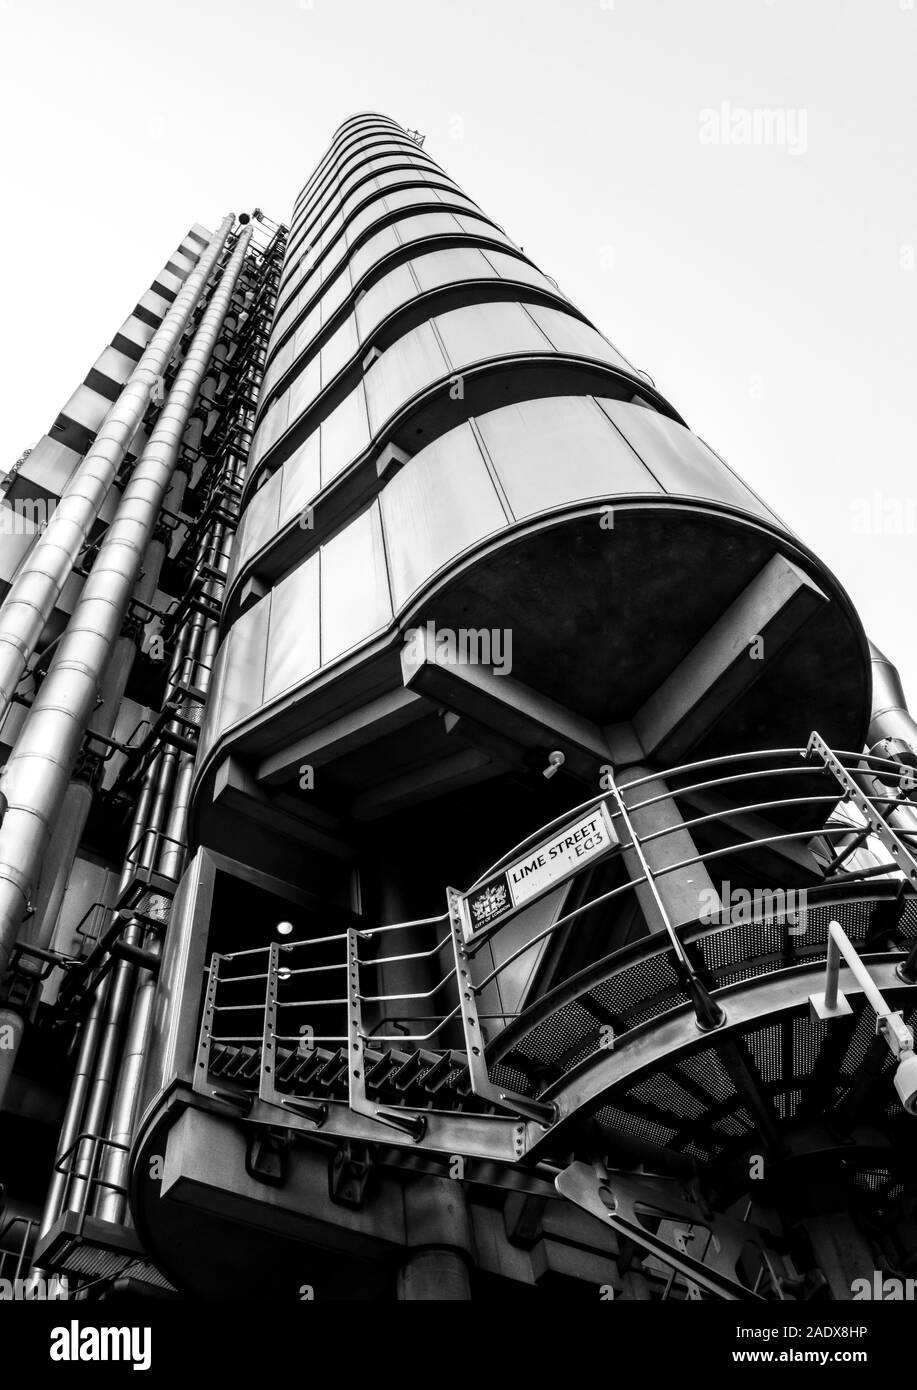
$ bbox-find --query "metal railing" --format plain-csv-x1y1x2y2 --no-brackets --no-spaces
193,733,917,1154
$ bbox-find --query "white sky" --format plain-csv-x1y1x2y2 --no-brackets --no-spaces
1,0,915,709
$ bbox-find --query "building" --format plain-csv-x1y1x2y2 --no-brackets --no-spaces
1,111,917,1301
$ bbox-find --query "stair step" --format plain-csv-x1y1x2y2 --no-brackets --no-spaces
223,1045,259,1079
313,1048,347,1088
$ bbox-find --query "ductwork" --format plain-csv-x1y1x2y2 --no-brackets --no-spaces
858,641,917,840
868,640,917,759
95,384,245,1225
33,228,279,1247
0,213,235,728
0,223,253,991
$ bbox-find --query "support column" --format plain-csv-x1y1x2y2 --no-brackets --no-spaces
397,1176,474,1301
616,765,720,931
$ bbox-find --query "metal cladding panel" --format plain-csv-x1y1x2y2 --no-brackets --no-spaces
199,597,270,751
319,313,359,385
115,313,157,355
234,468,282,576
264,554,320,701
0,514,83,616
316,260,353,323
196,115,869,780
411,246,496,292
348,224,400,284
319,383,369,487
284,355,321,425
526,304,637,376
595,398,782,526
433,300,551,363
58,382,111,435
90,344,136,391
476,396,664,520
136,289,170,321
355,262,418,339
379,421,508,609
154,268,184,298
320,504,391,663
484,250,567,295
292,306,321,359
277,434,321,530
363,321,447,433
12,435,82,499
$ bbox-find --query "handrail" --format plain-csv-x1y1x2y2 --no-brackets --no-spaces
193,732,917,1153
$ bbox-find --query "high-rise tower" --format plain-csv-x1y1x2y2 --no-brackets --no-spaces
3,113,917,1302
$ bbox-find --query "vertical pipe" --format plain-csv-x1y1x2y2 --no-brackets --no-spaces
97,240,283,1223
0,215,235,726
24,231,254,1234
0,225,253,995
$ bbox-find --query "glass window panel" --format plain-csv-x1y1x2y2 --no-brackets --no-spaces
382,186,443,215
380,422,506,608
411,246,495,292
321,505,392,664
526,305,637,375
225,508,249,591
594,400,777,521
320,314,359,386
479,396,661,519
285,356,321,428
434,301,550,368
346,199,390,247
396,211,463,246
293,305,321,358
213,598,269,736
253,393,290,463
271,295,299,342
373,166,431,195
454,213,514,247
319,261,352,324
363,322,447,434
261,338,295,401
355,263,417,341
197,638,229,758
483,250,561,296
342,175,381,221
318,209,344,256
236,467,281,570
320,383,370,486
264,555,321,701
349,224,399,284
440,192,485,216
278,433,322,529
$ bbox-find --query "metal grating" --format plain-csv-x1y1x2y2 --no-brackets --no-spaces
746,1023,782,1084
628,1073,706,1120
678,1048,736,1103
593,1104,679,1148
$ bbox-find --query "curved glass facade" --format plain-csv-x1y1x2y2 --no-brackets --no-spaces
194,113,869,806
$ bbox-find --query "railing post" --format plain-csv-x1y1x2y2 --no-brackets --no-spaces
447,888,556,1129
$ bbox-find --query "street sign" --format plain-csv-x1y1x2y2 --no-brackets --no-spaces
457,801,619,942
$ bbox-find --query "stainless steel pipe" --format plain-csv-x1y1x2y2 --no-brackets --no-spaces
0,225,252,990
0,214,234,728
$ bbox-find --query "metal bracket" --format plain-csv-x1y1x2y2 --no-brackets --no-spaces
329,1140,373,1209
447,888,557,1127
807,731,917,890
258,941,326,1127
192,955,253,1113
556,1161,770,1301
245,1128,290,1187
346,930,426,1141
